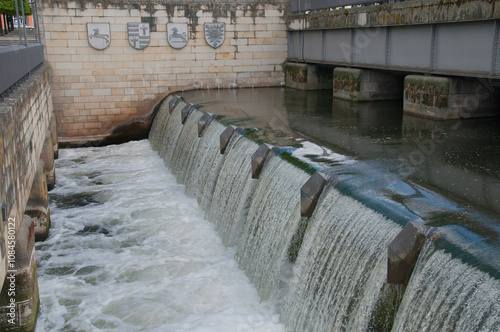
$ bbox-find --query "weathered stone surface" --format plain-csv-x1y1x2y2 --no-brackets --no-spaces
334,68,403,101
181,103,195,124
285,63,333,90
0,215,39,332
387,222,428,285
24,161,50,242
251,143,273,179
40,134,56,191
404,75,500,119
49,114,59,159
169,95,182,114
300,171,328,217
288,0,500,31
220,125,237,154
198,112,217,137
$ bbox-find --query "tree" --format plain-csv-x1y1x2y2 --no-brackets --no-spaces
0,0,32,16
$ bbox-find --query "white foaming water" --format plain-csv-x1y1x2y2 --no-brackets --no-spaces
36,140,284,332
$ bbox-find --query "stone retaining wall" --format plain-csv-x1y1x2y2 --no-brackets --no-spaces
0,66,54,331
41,0,289,140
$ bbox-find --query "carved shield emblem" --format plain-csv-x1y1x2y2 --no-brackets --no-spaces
204,22,225,49
167,23,188,49
87,22,110,50
128,23,150,50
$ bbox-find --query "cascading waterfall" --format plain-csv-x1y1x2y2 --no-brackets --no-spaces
150,97,186,166
235,155,310,301
36,141,285,331
281,187,402,331
150,99,228,210
146,93,500,331
170,110,204,182
152,98,310,302
392,241,500,331
206,137,260,247
182,119,227,210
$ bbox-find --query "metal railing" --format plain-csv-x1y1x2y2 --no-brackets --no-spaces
0,0,44,97
291,0,388,13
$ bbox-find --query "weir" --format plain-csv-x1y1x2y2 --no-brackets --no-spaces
147,92,500,331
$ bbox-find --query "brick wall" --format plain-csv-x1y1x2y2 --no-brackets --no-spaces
40,0,289,139
0,65,53,287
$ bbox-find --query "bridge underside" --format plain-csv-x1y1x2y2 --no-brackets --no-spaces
288,19,500,79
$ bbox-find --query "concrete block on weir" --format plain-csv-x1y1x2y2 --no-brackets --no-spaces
300,171,328,217
198,112,218,137
220,125,239,154
387,222,432,285
169,95,181,114
180,103,196,124
251,143,273,179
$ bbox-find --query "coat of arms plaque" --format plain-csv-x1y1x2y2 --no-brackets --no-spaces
128,23,150,50
204,22,225,49
87,22,111,50
167,23,188,49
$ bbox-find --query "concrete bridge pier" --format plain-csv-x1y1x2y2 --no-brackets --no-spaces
285,63,333,90
333,68,403,102
403,75,500,120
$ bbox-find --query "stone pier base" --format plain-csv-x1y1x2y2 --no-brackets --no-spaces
0,216,39,332
40,135,55,191
49,114,59,160
403,75,500,119
333,68,403,101
285,63,333,90
24,162,50,242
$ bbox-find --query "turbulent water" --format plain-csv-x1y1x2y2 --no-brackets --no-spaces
392,242,500,332
35,93,500,331
35,140,284,331
282,187,402,331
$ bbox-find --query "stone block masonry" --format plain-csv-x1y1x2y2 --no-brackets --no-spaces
285,63,333,90
0,65,55,331
404,75,500,119
40,0,289,141
333,67,403,101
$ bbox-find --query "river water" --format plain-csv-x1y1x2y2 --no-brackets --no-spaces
35,140,284,331
34,87,500,331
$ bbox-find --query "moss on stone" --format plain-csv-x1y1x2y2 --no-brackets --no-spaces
279,152,316,175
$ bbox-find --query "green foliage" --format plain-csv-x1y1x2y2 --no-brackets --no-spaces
0,0,32,16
